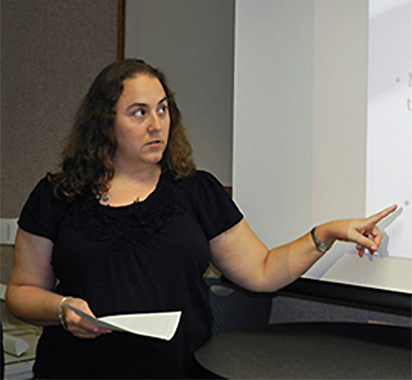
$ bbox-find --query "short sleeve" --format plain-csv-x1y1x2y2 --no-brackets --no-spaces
190,171,243,240
18,177,61,241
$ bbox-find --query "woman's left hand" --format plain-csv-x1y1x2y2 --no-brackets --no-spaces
344,205,397,257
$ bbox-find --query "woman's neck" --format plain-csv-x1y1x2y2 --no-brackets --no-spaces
113,163,159,179
100,164,161,206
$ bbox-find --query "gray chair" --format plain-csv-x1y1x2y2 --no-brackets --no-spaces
205,277,273,335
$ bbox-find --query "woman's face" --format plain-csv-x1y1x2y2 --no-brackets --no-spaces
113,74,170,169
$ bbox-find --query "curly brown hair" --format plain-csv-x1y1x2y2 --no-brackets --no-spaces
49,59,196,199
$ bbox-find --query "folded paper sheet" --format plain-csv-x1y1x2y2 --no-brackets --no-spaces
65,304,181,341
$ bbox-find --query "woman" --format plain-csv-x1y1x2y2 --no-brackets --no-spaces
6,59,396,379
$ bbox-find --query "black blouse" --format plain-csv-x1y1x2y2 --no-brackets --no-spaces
18,170,243,379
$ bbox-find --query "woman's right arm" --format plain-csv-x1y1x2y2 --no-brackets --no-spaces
6,228,60,325
6,228,111,338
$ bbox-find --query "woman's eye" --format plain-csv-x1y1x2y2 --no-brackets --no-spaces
158,105,168,114
134,109,145,117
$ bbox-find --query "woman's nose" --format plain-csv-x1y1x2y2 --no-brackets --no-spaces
147,112,161,132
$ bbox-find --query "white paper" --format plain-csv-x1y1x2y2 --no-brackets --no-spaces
65,304,181,341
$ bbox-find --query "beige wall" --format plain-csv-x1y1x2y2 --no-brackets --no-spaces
1,0,119,322
124,0,235,185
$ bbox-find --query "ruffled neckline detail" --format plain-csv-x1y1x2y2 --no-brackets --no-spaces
69,171,183,250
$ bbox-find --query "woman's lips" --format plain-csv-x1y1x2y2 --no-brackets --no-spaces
146,140,162,147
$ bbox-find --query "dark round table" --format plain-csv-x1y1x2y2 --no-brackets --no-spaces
195,322,412,379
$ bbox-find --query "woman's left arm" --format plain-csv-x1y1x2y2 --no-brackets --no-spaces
210,205,397,293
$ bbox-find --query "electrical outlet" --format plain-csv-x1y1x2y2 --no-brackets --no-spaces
0,218,18,245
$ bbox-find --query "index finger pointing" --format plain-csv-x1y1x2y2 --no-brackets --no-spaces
367,204,397,225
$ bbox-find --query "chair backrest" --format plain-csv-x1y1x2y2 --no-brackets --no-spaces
205,277,272,335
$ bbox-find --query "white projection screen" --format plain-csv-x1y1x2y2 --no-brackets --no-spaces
233,0,412,296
